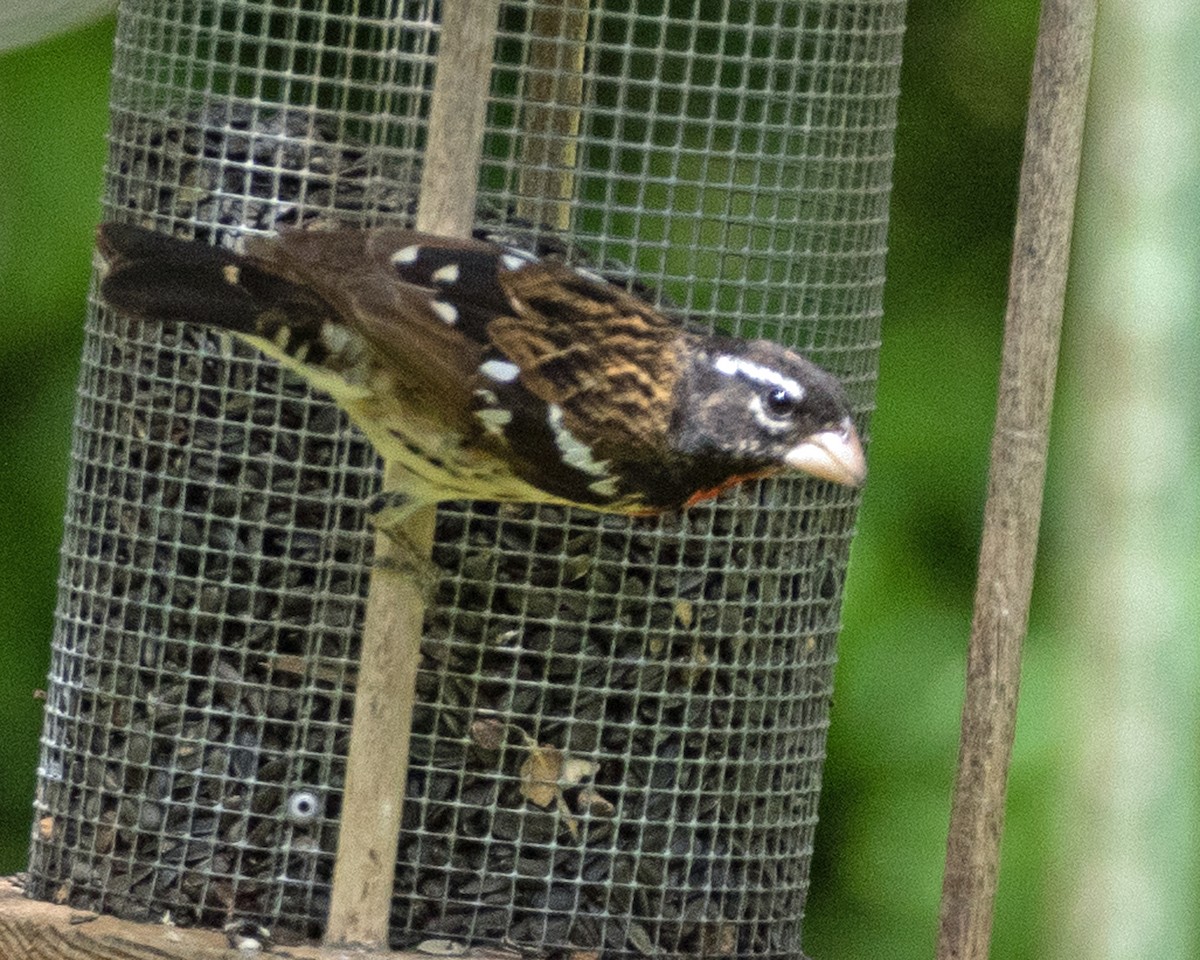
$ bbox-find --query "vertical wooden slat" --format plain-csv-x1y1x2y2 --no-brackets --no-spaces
323,1,503,947
935,1,1096,957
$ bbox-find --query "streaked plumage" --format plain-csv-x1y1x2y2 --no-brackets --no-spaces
95,222,866,517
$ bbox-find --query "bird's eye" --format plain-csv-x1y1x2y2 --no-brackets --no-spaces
763,387,800,419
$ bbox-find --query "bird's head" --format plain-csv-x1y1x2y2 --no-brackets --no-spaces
673,337,866,490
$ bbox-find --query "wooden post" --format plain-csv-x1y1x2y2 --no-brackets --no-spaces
323,0,502,948
934,1,1096,958
515,0,591,232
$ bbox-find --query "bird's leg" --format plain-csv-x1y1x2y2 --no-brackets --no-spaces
368,491,440,601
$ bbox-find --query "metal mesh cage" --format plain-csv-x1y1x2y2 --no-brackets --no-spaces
29,2,903,957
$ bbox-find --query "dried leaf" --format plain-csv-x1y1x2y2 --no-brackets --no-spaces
562,804,581,840
575,788,615,818
519,735,600,839
673,599,694,629
560,756,599,787
519,743,563,809
470,717,507,751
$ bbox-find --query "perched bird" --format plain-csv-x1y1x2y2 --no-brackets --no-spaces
95,222,865,529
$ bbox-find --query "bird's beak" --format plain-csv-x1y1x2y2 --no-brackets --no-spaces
785,417,867,488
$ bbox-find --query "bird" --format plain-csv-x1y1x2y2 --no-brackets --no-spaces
95,222,866,537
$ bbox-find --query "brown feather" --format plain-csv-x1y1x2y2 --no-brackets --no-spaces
489,262,682,457
247,229,484,436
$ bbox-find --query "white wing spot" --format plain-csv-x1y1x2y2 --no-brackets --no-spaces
476,407,513,435
431,300,459,325
480,359,521,383
391,245,420,266
712,354,804,399
548,403,612,478
432,263,460,284
321,323,353,354
501,247,536,268
473,387,499,405
222,264,241,285
572,267,607,285
589,476,620,497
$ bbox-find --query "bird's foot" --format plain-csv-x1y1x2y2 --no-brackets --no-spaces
368,492,440,602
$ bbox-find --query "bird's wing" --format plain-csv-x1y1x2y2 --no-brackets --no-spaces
355,230,684,457
488,260,682,452
262,227,705,510
251,228,488,436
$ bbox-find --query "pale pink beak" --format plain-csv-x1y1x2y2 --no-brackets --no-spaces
784,417,867,487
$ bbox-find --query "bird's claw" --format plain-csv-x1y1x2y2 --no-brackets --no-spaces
369,494,440,602
369,490,422,527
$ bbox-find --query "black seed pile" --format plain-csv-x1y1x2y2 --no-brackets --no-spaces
28,103,860,959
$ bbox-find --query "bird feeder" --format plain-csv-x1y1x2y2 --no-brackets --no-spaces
25,1,903,957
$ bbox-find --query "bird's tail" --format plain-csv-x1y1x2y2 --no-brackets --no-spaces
95,223,327,337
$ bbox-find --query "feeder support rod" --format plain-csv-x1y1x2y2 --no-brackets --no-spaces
935,1,1095,958
324,0,502,948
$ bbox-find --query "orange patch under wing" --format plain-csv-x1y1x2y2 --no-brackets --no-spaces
683,469,778,509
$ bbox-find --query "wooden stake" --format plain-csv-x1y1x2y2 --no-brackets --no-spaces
516,0,591,231
323,0,502,948
934,1,1096,958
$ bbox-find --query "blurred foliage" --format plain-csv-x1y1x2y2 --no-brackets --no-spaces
0,3,1073,958
0,14,114,872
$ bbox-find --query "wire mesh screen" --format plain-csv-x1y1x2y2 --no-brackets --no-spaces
29,1,903,957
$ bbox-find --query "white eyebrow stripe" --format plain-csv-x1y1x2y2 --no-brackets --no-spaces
712,354,804,398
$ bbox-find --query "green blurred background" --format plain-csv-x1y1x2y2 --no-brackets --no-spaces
1,4,1196,959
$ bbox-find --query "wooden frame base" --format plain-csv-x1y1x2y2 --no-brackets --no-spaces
0,878,520,960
